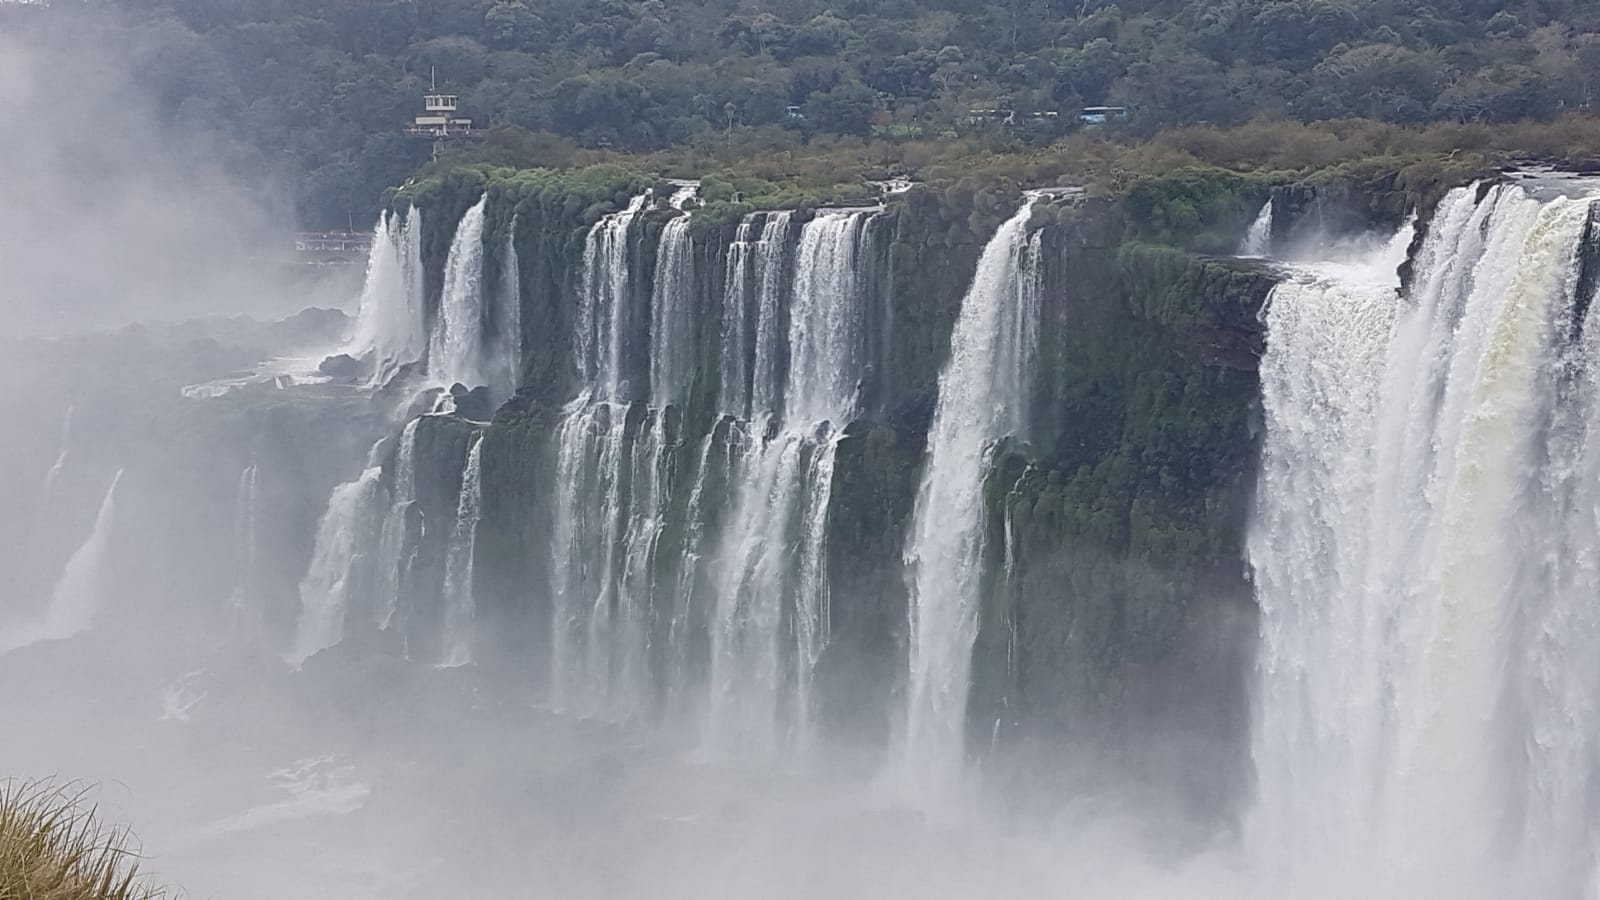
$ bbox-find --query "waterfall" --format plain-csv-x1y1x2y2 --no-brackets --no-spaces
40,405,72,504
3,470,124,653
719,212,793,418
550,195,653,717
374,417,422,633
430,195,489,390
492,218,522,403
577,193,649,398
544,200,876,756
1250,181,1600,898
346,206,426,386
898,198,1043,791
289,457,385,666
705,208,871,756
1241,200,1273,256
439,432,484,667
649,210,695,407
227,459,260,635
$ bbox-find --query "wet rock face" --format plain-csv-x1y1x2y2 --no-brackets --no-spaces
399,169,1436,819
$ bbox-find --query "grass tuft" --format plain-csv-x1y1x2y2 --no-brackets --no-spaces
0,780,168,900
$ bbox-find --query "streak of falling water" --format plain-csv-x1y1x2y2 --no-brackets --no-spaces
40,405,73,505
439,432,484,667
346,207,426,386
1240,200,1273,256
898,198,1042,795
288,457,385,667
430,195,489,390
227,458,260,637
0,469,124,654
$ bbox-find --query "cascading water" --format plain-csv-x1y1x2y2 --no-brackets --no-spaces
374,417,422,634
2,469,124,653
544,197,879,758
1240,200,1273,256
430,195,489,390
705,208,873,756
439,432,484,667
346,206,426,386
548,195,650,717
491,219,521,402
227,459,260,635
1250,180,1600,899
898,198,1043,792
289,456,385,666
40,405,72,505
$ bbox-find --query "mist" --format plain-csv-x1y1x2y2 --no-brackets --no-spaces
8,4,1600,900
0,16,350,334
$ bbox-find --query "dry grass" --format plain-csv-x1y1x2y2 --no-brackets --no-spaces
0,781,167,900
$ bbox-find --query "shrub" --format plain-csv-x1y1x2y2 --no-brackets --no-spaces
0,780,167,900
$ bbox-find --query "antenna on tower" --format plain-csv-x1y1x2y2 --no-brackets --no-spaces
430,66,437,91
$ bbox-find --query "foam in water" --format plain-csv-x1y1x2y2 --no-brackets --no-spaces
899,197,1043,794
1250,181,1600,898
430,195,489,390
439,432,484,667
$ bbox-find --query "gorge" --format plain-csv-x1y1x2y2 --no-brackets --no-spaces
5,162,1600,899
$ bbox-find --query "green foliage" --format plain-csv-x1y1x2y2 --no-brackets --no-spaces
11,0,1600,225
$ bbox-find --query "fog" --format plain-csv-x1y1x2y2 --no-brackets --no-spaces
0,19,1251,900
0,24,351,334
10,9,1600,900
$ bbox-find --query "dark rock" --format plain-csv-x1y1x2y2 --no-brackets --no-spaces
318,353,366,379
450,385,494,421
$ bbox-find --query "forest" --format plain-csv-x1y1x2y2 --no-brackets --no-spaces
8,0,1600,226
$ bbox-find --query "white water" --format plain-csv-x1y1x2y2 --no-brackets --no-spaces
577,193,649,398
492,218,522,402
2,469,124,653
429,195,489,390
374,417,422,634
227,459,260,635
719,212,792,417
544,201,877,757
346,207,427,386
649,208,695,407
705,208,872,757
1240,200,1273,256
899,198,1043,794
288,462,385,666
439,432,484,667
40,405,72,503
1250,182,1600,898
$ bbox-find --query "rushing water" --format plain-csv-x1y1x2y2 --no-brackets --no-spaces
40,405,73,505
439,432,484,667
430,195,489,391
542,199,883,757
1240,200,1273,257
346,207,426,386
289,460,385,666
228,459,261,636
899,198,1043,793
1250,181,1600,898
3,469,124,653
